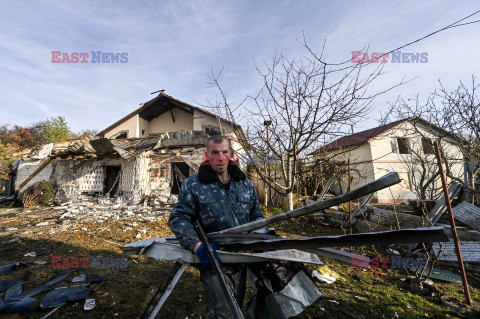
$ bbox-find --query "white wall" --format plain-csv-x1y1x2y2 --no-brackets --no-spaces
15,159,53,192
149,108,193,134
104,115,138,139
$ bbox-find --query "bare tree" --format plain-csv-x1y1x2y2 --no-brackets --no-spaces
207,40,403,210
384,77,479,199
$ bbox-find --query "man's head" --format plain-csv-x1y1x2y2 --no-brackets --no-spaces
206,135,230,176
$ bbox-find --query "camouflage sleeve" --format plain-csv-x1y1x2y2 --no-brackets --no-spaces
168,179,200,252
247,178,264,222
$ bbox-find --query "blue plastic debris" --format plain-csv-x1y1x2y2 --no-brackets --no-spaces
0,263,16,275
17,273,70,298
0,279,21,293
70,274,86,283
41,284,90,308
0,297,5,311
5,296,39,313
5,282,22,300
0,262,31,275
86,275,105,284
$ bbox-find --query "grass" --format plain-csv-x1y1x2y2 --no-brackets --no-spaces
0,206,479,318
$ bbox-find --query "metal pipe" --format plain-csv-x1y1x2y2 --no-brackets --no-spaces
348,158,352,235
194,219,244,319
434,141,471,305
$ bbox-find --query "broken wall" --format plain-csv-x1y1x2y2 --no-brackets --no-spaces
146,147,205,204
14,158,54,192
51,156,145,203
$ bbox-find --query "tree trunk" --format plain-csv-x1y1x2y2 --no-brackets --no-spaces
287,192,294,211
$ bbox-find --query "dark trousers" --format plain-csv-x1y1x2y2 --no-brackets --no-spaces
200,265,246,319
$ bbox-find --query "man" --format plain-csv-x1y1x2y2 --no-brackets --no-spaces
169,135,263,318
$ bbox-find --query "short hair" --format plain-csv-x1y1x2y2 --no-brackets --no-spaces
206,135,229,150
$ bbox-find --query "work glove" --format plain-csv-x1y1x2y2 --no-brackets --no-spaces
194,243,221,268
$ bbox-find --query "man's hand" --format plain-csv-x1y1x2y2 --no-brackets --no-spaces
194,242,221,268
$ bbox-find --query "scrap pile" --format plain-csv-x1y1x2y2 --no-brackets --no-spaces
123,172,451,318
0,261,102,315
345,182,480,271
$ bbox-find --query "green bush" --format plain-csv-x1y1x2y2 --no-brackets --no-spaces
19,180,55,207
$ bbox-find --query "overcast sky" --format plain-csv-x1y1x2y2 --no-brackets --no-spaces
1,1,479,134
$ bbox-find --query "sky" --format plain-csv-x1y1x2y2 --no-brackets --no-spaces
1,0,479,135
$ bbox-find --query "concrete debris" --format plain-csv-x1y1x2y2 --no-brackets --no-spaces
84,298,95,310
9,130,210,206
311,266,337,284
0,238,21,245
35,222,49,227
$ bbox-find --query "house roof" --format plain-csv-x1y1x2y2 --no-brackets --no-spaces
310,116,462,156
97,92,241,137
310,118,412,155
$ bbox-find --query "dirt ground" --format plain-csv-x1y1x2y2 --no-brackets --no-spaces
0,204,479,319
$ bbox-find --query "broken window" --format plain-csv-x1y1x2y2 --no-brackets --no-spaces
104,166,121,196
114,131,127,139
171,162,190,195
391,137,410,154
422,137,435,155
202,125,220,136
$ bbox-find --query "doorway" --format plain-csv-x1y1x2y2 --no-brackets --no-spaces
104,165,121,196
171,162,190,195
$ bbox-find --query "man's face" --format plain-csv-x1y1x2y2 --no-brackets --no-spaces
207,139,230,175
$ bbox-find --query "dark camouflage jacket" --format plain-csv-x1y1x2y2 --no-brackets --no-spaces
169,161,263,252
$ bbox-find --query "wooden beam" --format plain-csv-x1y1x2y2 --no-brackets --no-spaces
140,262,187,319
15,157,53,192
215,172,401,234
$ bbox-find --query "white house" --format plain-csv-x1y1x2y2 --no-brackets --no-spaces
97,91,246,157
311,117,465,203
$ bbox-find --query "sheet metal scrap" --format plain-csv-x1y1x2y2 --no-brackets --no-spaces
123,173,451,317
247,270,322,319
123,239,323,265
205,227,449,251
41,284,90,308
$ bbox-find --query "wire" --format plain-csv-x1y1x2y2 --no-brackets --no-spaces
326,9,480,67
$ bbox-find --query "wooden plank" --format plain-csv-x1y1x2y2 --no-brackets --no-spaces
427,182,462,225
315,177,335,202
140,262,187,319
352,193,374,220
215,172,401,234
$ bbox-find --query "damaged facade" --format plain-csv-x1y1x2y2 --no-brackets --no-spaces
10,93,246,204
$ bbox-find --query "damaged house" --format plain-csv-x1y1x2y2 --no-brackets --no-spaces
10,92,246,204
310,117,465,203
